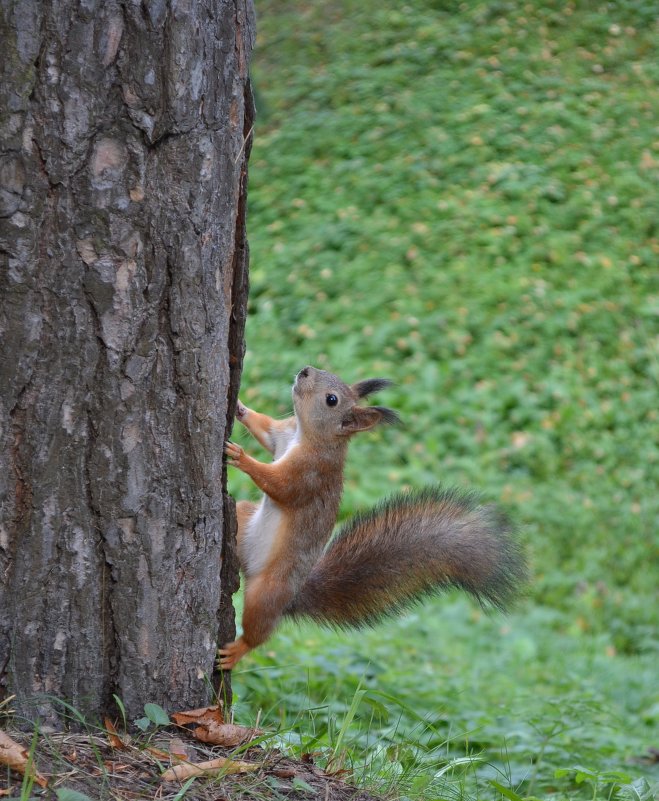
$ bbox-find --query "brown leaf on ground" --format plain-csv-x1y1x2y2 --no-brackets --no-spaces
171,704,224,727
272,767,297,778
0,730,48,788
171,704,260,746
161,755,259,782
145,745,173,760
325,767,354,779
104,717,128,750
146,737,194,763
193,722,263,746
168,737,193,759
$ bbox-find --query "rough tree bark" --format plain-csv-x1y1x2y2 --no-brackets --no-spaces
0,0,254,723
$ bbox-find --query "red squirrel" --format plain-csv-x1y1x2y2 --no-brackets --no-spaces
219,366,526,669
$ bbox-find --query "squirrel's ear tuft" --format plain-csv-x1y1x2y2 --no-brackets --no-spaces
352,378,393,398
341,405,401,435
371,406,402,426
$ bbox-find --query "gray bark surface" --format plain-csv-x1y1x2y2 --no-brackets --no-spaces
0,0,254,722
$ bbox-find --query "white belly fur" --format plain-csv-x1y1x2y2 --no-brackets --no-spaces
240,424,300,577
241,497,282,577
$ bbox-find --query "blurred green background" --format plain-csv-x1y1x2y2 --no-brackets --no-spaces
228,1,659,798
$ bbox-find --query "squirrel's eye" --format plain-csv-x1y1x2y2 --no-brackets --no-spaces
326,393,338,407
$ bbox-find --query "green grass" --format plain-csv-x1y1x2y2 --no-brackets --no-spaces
228,1,659,798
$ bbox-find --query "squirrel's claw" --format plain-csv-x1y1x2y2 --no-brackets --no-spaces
224,441,244,465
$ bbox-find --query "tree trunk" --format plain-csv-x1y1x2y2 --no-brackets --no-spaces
0,0,254,724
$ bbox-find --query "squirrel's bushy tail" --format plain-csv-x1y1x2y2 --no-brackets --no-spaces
285,486,527,627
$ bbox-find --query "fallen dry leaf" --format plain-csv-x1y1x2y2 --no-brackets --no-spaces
325,767,353,779
168,737,194,760
145,745,173,760
161,756,258,782
171,704,224,727
104,717,128,750
171,704,260,746
272,767,297,779
0,730,48,788
192,721,262,746
146,738,193,762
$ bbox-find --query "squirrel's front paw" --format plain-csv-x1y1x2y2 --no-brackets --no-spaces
224,441,245,467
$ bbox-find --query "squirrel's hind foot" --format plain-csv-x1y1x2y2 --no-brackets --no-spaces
218,636,251,670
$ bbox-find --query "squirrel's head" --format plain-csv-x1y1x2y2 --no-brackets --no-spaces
293,366,400,441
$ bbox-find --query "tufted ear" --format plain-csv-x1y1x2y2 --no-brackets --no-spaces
351,378,393,398
341,405,401,435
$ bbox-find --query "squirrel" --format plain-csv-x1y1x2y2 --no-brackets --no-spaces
219,366,527,669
